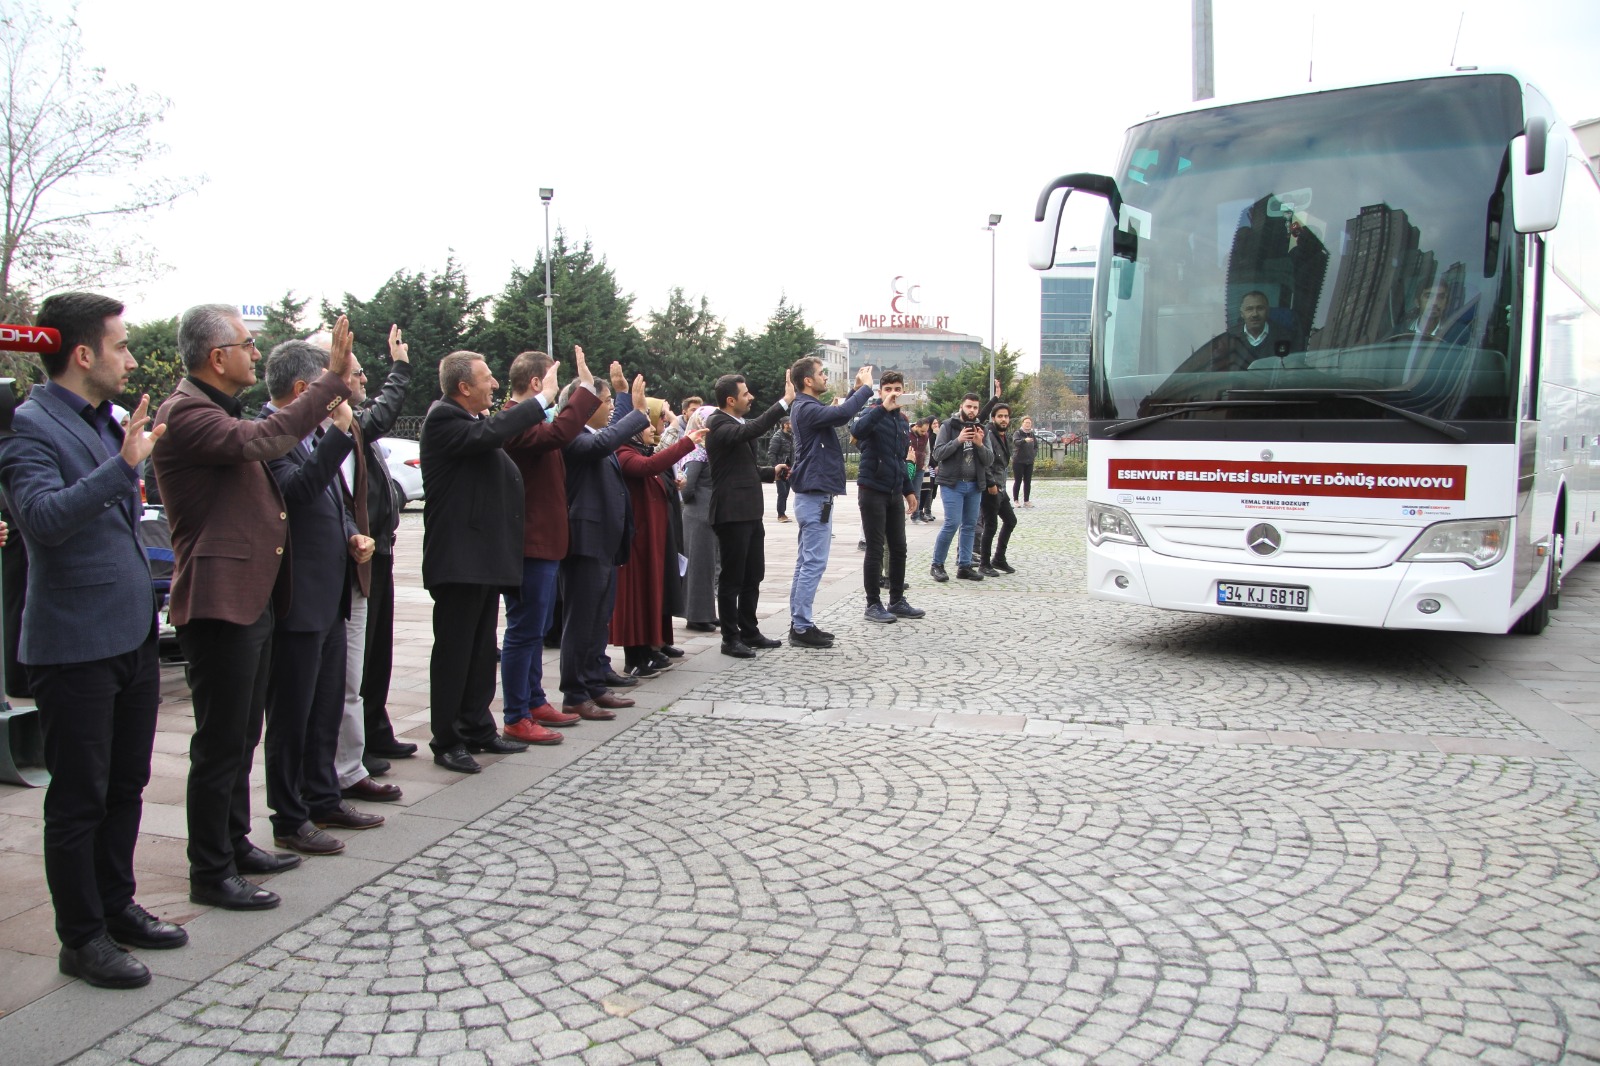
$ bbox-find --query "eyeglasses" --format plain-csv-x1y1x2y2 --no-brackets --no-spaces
215,338,258,352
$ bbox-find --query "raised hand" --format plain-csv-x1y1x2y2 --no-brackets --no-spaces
328,316,353,376
541,360,562,405
687,426,709,444
574,345,594,386
388,324,409,364
118,394,167,467
330,400,354,432
630,373,646,411
855,363,873,388
609,361,627,394
783,373,796,406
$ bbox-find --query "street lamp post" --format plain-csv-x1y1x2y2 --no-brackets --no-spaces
986,213,1001,398
539,187,555,355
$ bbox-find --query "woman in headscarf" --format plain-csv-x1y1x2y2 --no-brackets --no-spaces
610,400,705,677
677,403,720,632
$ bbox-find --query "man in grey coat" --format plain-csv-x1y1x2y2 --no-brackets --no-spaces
0,292,186,989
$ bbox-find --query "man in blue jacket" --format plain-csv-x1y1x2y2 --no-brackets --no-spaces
786,358,874,648
851,370,926,624
0,292,186,989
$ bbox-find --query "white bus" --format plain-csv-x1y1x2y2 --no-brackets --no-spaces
1030,69,1600,634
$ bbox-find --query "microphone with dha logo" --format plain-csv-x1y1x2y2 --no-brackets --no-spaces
0,325,62,354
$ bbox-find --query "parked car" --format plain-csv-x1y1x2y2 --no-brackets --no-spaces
382,437,424,508
1034,428,1059,444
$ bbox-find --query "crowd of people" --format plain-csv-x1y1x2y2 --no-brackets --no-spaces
0,295,1035,991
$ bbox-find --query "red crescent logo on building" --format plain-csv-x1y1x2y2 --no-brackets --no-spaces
890,276,921,314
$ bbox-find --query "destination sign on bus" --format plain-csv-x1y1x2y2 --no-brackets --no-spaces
1108,459,1467,500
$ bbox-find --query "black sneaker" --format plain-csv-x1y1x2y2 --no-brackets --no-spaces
863,603,898,624
788,626,835,648
812,626,835,641
957,566,985,581
931,564,949,583
888,598,926,619
626,663,660,679
978,564,1000,577
992,560,1016,574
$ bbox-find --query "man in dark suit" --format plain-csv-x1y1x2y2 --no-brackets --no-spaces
259,341,382,856
0,292,186,989
557,368,649,718
152,306,353,912
501,346,600,740
356,326,416,766
420,351,546,774
704,372,793,658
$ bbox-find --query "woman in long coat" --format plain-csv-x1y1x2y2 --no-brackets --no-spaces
677,405,719,632
610,416,704,676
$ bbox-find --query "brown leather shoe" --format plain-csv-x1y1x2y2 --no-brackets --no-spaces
563,700,614,721
504,718,564,745
341,777,402,803
273,823,345,855
593,691,635,710
529,703,581,727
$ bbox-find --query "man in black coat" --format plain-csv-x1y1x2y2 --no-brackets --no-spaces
356,328,416,764
557,368,648,718
704,372,793,658
259,341,383,856
419,351,547,774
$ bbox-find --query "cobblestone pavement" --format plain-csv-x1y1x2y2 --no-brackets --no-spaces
17,481,1600,1064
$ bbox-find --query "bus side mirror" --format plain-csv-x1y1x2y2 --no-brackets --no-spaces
1511,123,1564,233
1029,173,1124,270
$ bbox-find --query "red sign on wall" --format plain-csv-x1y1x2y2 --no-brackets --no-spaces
1108,459,1468,500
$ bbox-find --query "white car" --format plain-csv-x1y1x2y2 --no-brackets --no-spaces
381,437,424,507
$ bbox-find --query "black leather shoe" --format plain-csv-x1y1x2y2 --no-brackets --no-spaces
273,823,346,855
992,560,1016,574
978,564,1000,577
365,740,418,759
60,934,150,989
464,735,528,755
931,564,950,582
744,633,782,649
312,802,385,830
362,755,391,777
434,746,481,774
235,845,302,874
685,622,717,632
957,566,985,581
720,640,757,659
603,669,639,688
659,645,685,658
190,875,280,911
105,903,188,950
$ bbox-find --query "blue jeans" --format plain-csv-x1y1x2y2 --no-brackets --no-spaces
501,557,559,722
933,482,982,567
790,492,832,632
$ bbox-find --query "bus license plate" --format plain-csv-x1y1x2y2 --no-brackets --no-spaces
1216,581,1309,612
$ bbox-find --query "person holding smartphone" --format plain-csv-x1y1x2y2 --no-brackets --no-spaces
928,393,992,582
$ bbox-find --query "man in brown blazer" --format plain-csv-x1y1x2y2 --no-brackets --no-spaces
151,305,352,911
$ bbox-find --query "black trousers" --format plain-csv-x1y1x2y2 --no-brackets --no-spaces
428,583,502,754
264,624,346,836
713,519,765,643
559,555,617,705
178,609,273,883
980,489,1017,565
775,478,791,518
858,486,907,605
32,632,160,948
1012,462,1034,502
360,551,399,748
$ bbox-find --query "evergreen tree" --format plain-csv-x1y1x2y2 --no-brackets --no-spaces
124,315,183,410
643,287,726,404
474,230,646,386
921,342,1024,418
323,257,489,416
721,295,816,409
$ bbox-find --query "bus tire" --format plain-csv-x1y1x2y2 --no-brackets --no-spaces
1511,530,1562,635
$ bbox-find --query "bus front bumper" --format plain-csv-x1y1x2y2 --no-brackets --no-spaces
1088,541,1517,633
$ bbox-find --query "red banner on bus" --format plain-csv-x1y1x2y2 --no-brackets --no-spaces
1108,459,1468,500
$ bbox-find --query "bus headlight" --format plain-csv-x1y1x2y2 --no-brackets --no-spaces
1086,501,1146,547
1399,518,1510,569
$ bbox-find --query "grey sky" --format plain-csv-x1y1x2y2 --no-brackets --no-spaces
45,0,1600,371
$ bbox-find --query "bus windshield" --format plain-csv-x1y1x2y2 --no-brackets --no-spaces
1092,75,1525,428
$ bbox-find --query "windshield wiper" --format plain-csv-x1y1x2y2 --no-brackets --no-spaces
1224,388,1468,441
1104,399,1305,438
